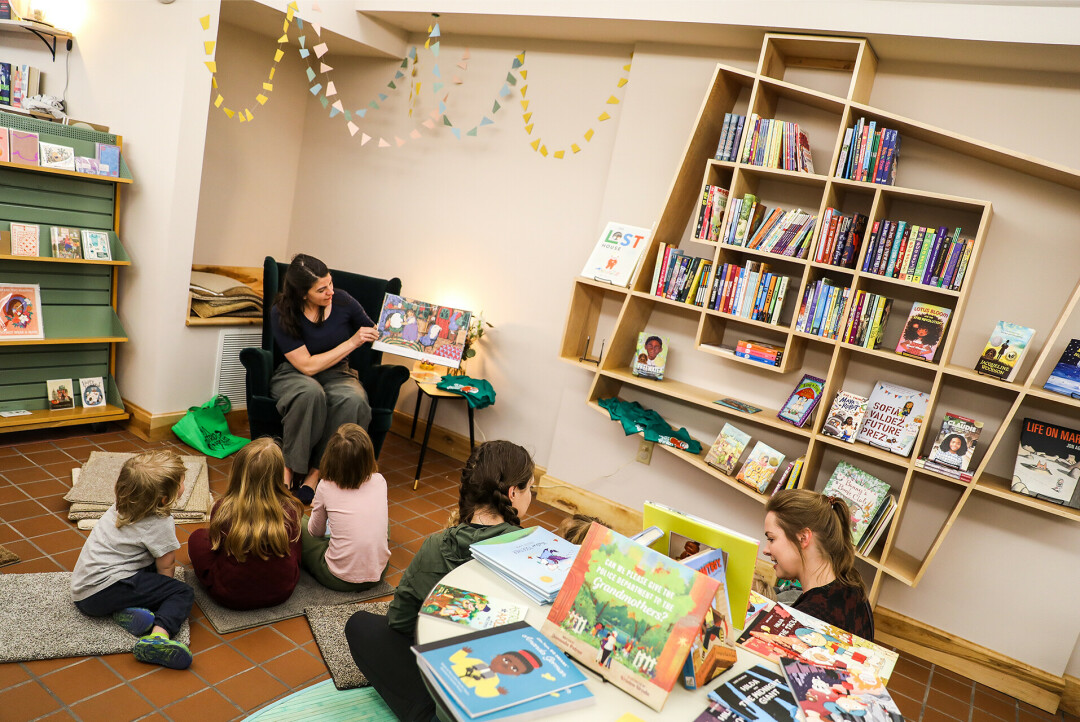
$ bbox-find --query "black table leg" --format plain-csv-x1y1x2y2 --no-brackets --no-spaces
467,405,475,449
414,396,439,490
410,388,422,439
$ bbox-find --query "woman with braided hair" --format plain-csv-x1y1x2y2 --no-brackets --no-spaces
344,440,535,722
763,489,875,640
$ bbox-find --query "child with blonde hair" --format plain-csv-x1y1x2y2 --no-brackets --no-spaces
71,450,195,669
301,424,390,591
189,438,304,609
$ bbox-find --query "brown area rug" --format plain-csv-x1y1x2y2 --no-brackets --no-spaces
0,545,19,568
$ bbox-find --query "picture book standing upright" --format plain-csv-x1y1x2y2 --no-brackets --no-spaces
927,413,982,471
1012,418,1080,509
631,332,668,380
542,522,720,711
974,321,1036,382
704,423,751,475
1043,339,1080,399
855,380,928,457
776,374,825,428
821,391,868,442
735,441,785,493
680,548,737,689
895,301,951,362
821,462,892,548
0,283,44,341
580,221,651,287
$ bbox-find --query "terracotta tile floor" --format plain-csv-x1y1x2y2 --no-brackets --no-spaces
0,425,1074,722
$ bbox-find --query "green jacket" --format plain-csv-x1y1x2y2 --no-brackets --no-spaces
387,521,520,637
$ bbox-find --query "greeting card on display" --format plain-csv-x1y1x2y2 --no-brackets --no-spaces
80,230,112,260
372,293,472,369
79,377,107,408
0,283,44,340
9,223,40,256
39,142,76,171
47,379,75,410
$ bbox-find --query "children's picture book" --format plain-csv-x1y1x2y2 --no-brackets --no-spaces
738,602,898,683
412,620,589,719
781,657,904,722
79,377,107,409
735,441,785,493
681,548,737,689
80,230,112,261
974,321,1036,382
9,130,39,165
642,501,760,632
714,398,762,414
579,221,651,287
855,380,928,457
422,668,595,722
704,423,751,475
0,283,44,341
372,294,472,370
821,391,868,443
1043,339,1080,399
821,462,892,547
39,141,76,171
50,226,81,259
1012,418,1080,509
47,378,75,410
708,665,799,722
895,301,951,362
542,522,720,711
420,583,528,630
469,527,579,605
927,413,982,471
9,222,40,256
776,374,825,428
695,698,740,722
631,332,668,380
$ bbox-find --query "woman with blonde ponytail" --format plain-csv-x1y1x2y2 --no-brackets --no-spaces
764,489,874,639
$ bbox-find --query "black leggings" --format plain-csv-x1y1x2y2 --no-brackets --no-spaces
345,610,436,722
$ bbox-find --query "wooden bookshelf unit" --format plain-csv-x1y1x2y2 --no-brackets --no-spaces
560,34,1080,605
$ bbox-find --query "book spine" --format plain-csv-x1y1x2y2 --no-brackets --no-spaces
844,291,864,344
831,215,853,266
648,242,666,294
836,127,854,178
921,226,946,284
770,278,787,323
814,208,833,263
869,220,890,274
951,239,974,291
893,223,912,278
655,246,671,295
930,226,958,286
694,187,710,239
683,259,705,304
734,350,782,366
913,228,936,284
901,227,923,282
795,283,813,332
884,221,906,278
861,124,879,181
715,113,733,160
729,115,746,162
940,239,964,289
860,221,880,271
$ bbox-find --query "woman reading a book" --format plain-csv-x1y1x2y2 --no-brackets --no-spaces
344,440,536,722
269,254,380,504
763,489,874,640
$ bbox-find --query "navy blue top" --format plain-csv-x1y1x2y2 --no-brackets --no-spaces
270,290,373,357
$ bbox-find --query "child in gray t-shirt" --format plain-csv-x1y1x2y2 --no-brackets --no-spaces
70,450,195,669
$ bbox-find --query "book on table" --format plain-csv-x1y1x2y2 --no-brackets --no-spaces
679,547,738,689
973,321,1036,382
927,412,982,471
420,583,529,631
821,461,892,549
469,527,579,605
707,664,800,722
780,657,904,722
1042,339,1080,399
542,521,721,711
579,221,651,288
412,620,593,722
1012,418,1080,510
855,380,928,457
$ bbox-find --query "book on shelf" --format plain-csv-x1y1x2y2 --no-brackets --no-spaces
542,521,721,711
653,246,712,305
704,423,752,475
776,374,825,428
814,209,868,269
927,413,982,471
419,583,529,631
736,117,814,173
744,207,817,259
855,380,927,457
9,129,38,165
9,222,39,256
95,142,121,178
861,221,969,290
695,185,730,241
836,117,899,186
894,301,951,362
821,391,868,443
708,262,789,323
714,398,763,415
781,657,905,722
579,221,651,287
839,291,891,350
773,456,805,494
38,141,74,171
469,527,579,605
631,332,668,381
708,664,799,722
74,156,100,174
974,321,1036,383
642,501,760,632
680,548,738,689
857,494,896,554
796,279,851,340
50,226,81,259
737,601,899,683
412,620,592,721
78,377,106,409
715,112,748,164
1012,418,1080,510
736,340,784,367
7,64,40,110
46,378,74,409
735,441,785,493
822,461,892,548
914,456,974,481
80,230,111,261
1043,339,1080,399
0,282,44,340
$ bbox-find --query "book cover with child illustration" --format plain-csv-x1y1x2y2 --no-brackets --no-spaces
372,293,472,369
631,332,669,380
0,283,44,340
894,301,951,362
974,320,1036,382
781,657,904,722
735,441,785,493
704,423,751,475
1012,418,1080,509
821,391,868,443
927,413,982,471
420,583,529,631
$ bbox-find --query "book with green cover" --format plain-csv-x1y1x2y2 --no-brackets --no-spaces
821,462,892,547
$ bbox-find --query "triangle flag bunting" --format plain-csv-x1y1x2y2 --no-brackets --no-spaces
571,143,581,153
451,127,461,139
298,35,306,48
214,94,223,108
584,128,594,141
275,49,285,62
453,76,462,84
277,34,288,43
521,100,529,111
306,67,316,81
378,138,390,147
361,133,371,145
357,109,367,118
524,124,533,134
457,61,468,70
439,101,447,114
467,127,478,137
433,65,441,78
431,23,441,37
256,94,268,105
348,121,359,136
199,15,210,30
410,129,421,139
521,70,528,80
617,77,628,87
606,95,619,104
312,22,321,35
309,83,323,96
204,61,217,73
204,41,215,55
422,119,435,129
369,100,379,109
314,43,329,58
623,62,631,71
506,72,517,86
326,82,337,96
318,95,329,108
520,84,527,97
332,100,343,112
223,108,235,119
299,49,310,59
598,111,611,121
531,139,540,151
500,84,510,97
388,81,397,90
480,116,493,126
245,109,254,121
433,82,444,93
329,105,340,117
378,93,388,101
395,136,406,146
523,112,532,123
395,70,404,79
442,115,452,126
432,42,440,57
554,150,565,158
540,145,548,157
493,100,501,113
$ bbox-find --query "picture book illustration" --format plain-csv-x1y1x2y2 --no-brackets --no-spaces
47,379,75,410
735,441,785,493
79,377,107,409
470,526,580,603
777,374,825,427
50,226,81,259
974,320,1036,382
709,664,799,722
372,293,472,369
895,301,951,361
821,391,868,443
631,332,668,380
704,423,752,475
782,657,904,722
1012,418,1080,508
822,462,892,548
542,522,720,711
681,548,737,688
10,223,40,256
0,284,44,340
412,620,587,718
855,380,928,457
927,413,981,471
39,141,76,171
1044,339,1080,398
714,398,763,415
580,221,651,288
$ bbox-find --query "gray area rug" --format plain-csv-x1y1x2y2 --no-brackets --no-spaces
182,566,394,635
306,601,390,690
0,568,191,663
64,452,205,508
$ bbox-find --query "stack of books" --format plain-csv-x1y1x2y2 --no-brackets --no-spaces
814,209,869,268
835,117,900,185
861,221,973,291
469,527,579,605
796,278,852,340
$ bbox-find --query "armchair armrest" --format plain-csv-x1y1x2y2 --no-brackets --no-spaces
360,363,411,411
240,347,274,399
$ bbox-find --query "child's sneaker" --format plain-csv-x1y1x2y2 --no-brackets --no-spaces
112,607,155,636
133,634,192,670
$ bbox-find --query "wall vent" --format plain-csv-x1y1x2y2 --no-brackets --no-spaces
214,330,261,410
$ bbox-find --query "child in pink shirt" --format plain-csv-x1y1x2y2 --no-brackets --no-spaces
301,424,390,591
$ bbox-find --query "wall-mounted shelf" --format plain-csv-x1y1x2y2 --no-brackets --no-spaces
0,18,73,60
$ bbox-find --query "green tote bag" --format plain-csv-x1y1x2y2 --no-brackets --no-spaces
171,395,250,459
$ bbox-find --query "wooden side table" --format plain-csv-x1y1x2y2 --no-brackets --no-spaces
410,380,475,490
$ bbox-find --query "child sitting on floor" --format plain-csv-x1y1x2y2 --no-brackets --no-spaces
301,424,390,592
188,438,303,609
70,450,195,670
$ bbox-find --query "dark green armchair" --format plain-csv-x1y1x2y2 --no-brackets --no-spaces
239,256,410,459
